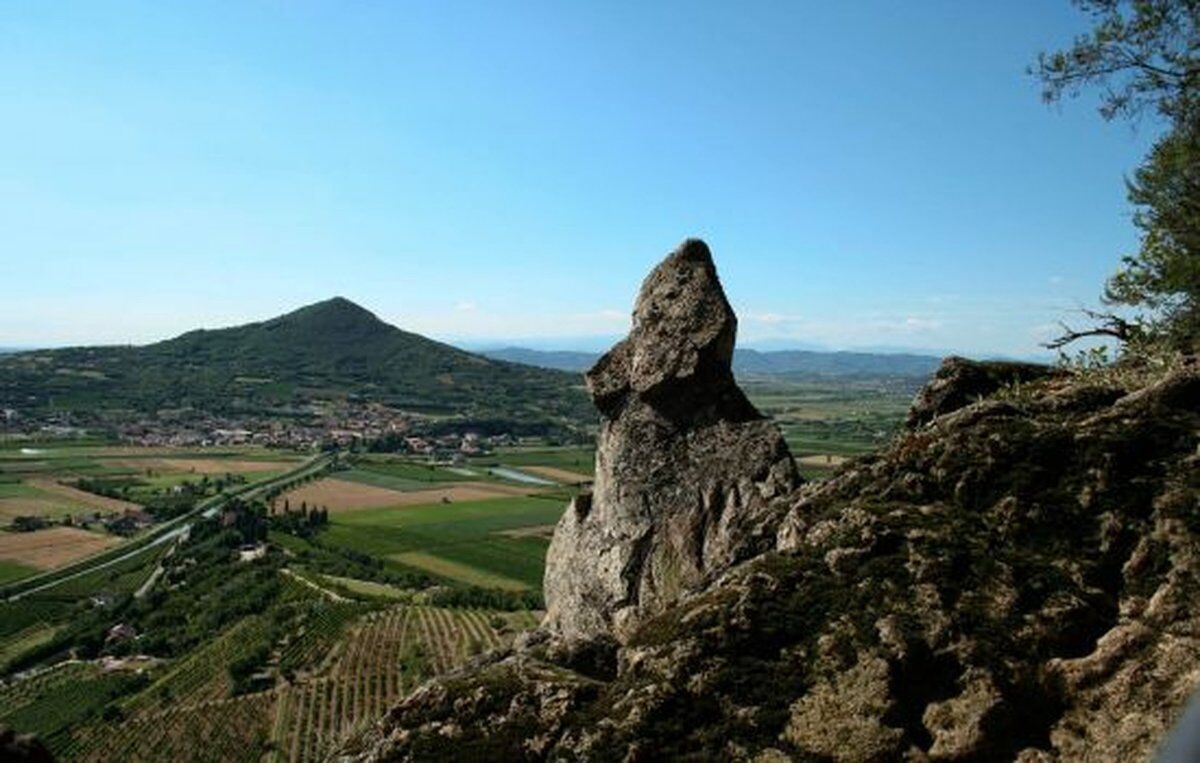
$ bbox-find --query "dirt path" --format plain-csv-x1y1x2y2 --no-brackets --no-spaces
520,465,593,483
282,568,350,602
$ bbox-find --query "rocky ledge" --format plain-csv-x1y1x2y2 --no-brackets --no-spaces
346,240,1200,762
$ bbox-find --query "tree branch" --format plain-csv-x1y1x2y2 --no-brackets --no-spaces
1043,309,1139,350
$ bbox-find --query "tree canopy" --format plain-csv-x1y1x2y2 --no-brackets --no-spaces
1036,0,1200,351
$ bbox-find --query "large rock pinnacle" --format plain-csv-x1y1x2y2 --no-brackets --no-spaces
543,239,800,643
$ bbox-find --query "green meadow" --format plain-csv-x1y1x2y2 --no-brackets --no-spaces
321,494,568,590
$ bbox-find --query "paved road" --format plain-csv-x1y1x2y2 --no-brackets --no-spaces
5,454,330,602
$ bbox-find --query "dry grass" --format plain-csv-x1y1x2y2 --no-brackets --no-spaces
797,455,848,468
0,497,80,522
279,478,538,513
102,458,295,475
0,526,121,569
390,551,529,590
29,479,141,513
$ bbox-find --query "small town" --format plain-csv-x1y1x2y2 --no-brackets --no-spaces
0,401,519,457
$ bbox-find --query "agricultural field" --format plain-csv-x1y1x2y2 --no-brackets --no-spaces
470,445,595,476
0,559,40,585
0,479,130,525
12,593,538,762
0,428,912,760
0,445,557,762
319,493,571,591
269,604,537,763
0,442,308,584
266,448,594,593
742,376,919,478
278,476,534,514
0,527,121,570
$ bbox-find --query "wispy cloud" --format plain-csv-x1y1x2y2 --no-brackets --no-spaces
745,312,803,325
901,316,942,332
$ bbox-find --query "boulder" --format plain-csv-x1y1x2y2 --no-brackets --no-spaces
906,356,1058,428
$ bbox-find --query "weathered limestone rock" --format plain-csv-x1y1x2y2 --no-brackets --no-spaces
906,356,1058,428
781,654,905,761
543,239,799,642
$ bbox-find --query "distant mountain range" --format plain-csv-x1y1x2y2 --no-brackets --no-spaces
481,346,943,379
0,298,590,425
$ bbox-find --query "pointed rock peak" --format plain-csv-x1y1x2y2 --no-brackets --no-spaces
545,239,800,643
586,238,748,419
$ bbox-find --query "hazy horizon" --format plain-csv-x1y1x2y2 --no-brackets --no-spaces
0,293,1053,361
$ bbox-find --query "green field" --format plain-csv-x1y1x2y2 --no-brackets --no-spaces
743,377,917,472
0,662,147,750
337,467,465,492
474,446,595,473
0,481,42,498
322,494,567,590
0,559,38,585
353,457,483,482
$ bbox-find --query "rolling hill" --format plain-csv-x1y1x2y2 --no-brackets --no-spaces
0,298,591,425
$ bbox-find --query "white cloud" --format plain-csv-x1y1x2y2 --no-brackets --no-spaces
455,301,478,312
901,316,942,332
745,312,803,325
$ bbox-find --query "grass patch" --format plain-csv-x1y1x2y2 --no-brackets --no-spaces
475,447,595,473
322,495,566,591
391,551,530,591
353,458,478,484
0,560,39,585
0,482,43,499
319,574,412,600
338,468,441,492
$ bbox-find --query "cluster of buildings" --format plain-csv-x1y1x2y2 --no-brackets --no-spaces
1,401,522,457
12,508,155,536
401,431,507,457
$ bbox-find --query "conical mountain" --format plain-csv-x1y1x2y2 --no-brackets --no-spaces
0,298,590,425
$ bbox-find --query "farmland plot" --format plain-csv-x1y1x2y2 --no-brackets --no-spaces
0,527,120,570
271,604,524,763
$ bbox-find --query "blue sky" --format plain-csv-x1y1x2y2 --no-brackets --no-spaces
1,2,1163,356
